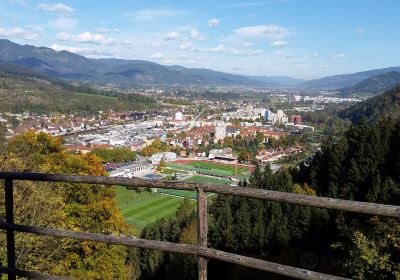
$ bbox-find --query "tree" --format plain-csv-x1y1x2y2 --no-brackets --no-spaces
157,158,167,172
223,136,233,147
0,132,131,279
238,149,250,163
255,131,264,145
92,147,136,162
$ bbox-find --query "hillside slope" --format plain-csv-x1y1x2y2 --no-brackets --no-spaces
340,71,400,95
0,64,155,113
303,67,400,90
339,85,400,123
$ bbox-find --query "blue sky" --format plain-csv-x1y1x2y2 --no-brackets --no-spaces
0,0,399,79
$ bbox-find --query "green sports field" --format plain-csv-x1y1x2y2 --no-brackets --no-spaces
158,175,232,198
116,187,194,235
183,175,232,185
167,160,252,177
115,175,231,235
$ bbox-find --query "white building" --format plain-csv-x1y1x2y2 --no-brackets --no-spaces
214,121,227,140
151,152,177,164
175,111,184,121
265,109,288,124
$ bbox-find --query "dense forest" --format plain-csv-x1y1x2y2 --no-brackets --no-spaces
339,86,400,124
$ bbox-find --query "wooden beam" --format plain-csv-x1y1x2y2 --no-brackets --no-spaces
0,222,350,280
0,267,68,280
0,172,399,218
197,188,207,280
4,179,15,280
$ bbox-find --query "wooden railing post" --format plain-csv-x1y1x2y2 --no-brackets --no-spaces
5,179,16,280
197,188,207,280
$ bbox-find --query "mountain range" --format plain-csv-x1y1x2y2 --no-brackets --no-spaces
1,38,400,91
0,39,294,87
303,67,400,90
340,71,400,95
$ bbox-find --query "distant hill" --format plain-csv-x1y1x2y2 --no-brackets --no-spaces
302,67,400,90
340,71,400,95
0,63,155,113
248,76,304,86
0,39,300,87
339,85,400,123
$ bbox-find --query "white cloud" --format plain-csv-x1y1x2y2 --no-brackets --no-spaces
274,50,292,57
190,29,199,39
224,0,293,8
94,27,109,33
188,28,206,40
38,3,74,13
149,52,174,63
49,17,77,30
329,53,347,59
0,27,38,40
356,28,365,34
233,24,290,39
164,31,179,41
78,49,116,58
50,43,81,53
178,41,261,56
270,40,288,47
319,64,335,69
129,8,184,21
230,48,262,55
56,31,113,44
210,43,226,52
150,52,165,59
243,42,253,47
50,44,115,58
179,42,200,51
208,18,220,27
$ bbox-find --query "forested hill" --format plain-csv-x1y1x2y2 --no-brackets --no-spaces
0,64,156,113
339,85,400,123
340,71,400,96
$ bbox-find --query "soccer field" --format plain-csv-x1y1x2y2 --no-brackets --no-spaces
158,175,232,198
116,186,194,235
167,160,253,177
115,175,231,234
183,175,232,185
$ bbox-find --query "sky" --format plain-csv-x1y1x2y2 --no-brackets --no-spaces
0,0,399,79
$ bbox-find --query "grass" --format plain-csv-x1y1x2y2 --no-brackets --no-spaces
115,175,232,235
160,175,232,198
161,168,188,175
167,161,251,177
116,186,191,235
182,175,233,185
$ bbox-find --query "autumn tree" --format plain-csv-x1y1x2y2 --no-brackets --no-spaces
0,132,132,279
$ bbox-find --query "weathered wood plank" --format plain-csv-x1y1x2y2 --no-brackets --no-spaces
4,179,15,280
0,267,68,280
197,188,208,280
0,222,350,280
0,172,399,217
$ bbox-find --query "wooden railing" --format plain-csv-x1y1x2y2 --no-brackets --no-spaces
1,172,399,280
